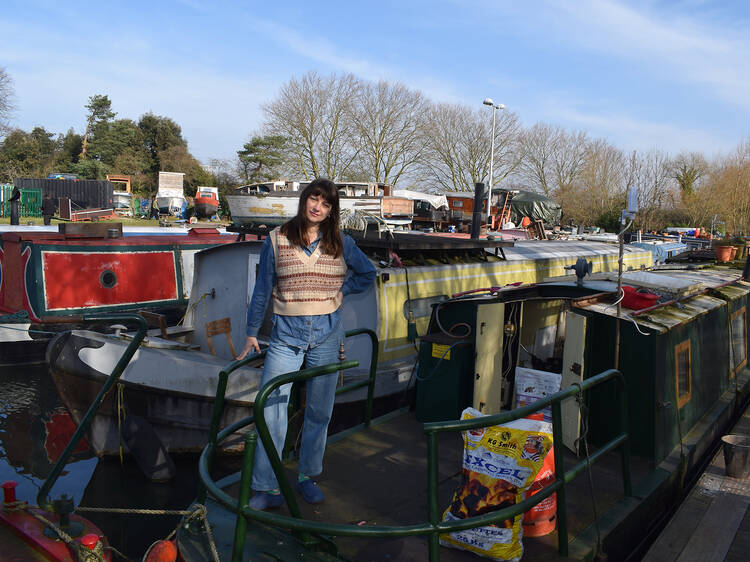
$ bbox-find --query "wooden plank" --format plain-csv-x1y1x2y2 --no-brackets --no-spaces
676,490,749,562
472,302,505,413
561,312,586,453
642,495,712,560
57,221,122,238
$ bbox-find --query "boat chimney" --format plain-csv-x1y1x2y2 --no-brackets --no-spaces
470,183,486,239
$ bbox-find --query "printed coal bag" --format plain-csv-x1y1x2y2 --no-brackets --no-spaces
440,407,553,561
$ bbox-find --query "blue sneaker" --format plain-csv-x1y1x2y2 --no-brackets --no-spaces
296,479,324,504
248,491,284,510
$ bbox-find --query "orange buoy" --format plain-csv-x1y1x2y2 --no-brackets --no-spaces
144,539,178,562
521,216,531,228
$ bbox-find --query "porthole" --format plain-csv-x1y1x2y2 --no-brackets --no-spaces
100,270,117,289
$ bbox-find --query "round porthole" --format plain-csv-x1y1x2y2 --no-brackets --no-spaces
100,270,117,289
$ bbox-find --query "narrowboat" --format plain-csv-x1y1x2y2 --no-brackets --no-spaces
46,230,653,456
0,223,235,365
176,261,750,561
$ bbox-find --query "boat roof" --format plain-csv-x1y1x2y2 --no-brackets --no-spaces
572,268,749,333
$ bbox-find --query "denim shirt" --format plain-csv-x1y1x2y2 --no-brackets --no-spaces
246,232,376,350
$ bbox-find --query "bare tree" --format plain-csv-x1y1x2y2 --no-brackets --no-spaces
516,124,589,201
421,102,521,192
565,139,626,226
552,129,589,196
0,67,15,138
626,150,674,231
350,80,427,185
711,141,750,235
516,123,558,196
263,71,358,180
671,151,711,227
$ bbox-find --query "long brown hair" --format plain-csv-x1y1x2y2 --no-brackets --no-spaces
280,178,343,258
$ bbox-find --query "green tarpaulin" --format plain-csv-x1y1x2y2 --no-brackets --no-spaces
508,190,561,225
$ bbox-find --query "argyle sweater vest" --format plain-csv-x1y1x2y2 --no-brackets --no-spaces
270,228,347,316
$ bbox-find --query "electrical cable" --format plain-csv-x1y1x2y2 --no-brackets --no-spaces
415,341,472,382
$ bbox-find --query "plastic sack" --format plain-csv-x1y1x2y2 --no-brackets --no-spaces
440,407,553,560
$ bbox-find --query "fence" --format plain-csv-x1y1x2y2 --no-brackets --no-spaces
0,185,43,218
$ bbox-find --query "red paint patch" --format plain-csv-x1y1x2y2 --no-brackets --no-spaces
42,251,178,310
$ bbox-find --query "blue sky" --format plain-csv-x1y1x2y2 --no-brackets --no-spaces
3,0,750,166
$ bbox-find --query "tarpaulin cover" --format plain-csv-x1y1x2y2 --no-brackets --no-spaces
393,189,448,209
509,191,562,225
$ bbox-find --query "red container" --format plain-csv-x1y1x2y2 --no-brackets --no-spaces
621,285,659,310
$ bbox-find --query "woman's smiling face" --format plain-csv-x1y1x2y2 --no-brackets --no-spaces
305,192,333,225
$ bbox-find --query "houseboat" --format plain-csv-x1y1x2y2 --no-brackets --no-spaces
0,223,234,366
46,230,653,455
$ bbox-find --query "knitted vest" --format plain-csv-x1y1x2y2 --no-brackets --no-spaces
270,228,347,316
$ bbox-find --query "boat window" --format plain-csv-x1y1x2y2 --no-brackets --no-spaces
675,340,691,408
731,307,747,376
403,295,450,320
452,200,463,208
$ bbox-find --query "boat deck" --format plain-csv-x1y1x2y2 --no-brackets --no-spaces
643,400,750,561
221,410,653,561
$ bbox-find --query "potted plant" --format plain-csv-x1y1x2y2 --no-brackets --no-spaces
714,238,734,263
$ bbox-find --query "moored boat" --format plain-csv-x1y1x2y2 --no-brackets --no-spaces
180,260,750,560
0,223,235,365
155,171,187,216
227,181,414,229
46,229,654,456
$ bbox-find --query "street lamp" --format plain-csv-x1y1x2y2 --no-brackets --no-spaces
483,98,505,226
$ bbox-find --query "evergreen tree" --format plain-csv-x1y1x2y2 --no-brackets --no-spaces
237,135,286,183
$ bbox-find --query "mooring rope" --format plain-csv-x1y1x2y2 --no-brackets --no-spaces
76,504,220,562
2,501,108,562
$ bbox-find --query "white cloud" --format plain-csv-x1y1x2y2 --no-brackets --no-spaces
544,0,750,111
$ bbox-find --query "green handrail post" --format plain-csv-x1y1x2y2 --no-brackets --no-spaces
253,360,360,520
198,351,266,505
232,431,257,562
618,377,632,497
552,400,568,557
344,328,379,427
426,430,440,562
37,313,148,511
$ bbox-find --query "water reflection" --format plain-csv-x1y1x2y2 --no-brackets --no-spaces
0,363,96,505
0,362,209,558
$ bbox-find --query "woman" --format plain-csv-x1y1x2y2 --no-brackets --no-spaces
237,178,376,510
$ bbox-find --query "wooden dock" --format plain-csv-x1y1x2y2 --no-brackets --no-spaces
216,410,651,561
643,402,750,561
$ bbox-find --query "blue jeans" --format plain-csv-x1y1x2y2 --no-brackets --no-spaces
251,326,343,491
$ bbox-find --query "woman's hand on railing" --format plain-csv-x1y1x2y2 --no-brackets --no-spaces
236,336,260,360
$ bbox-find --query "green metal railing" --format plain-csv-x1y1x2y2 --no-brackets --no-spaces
1,185,42,217
198,344,631,559
197,327,379,508
37,314,148,510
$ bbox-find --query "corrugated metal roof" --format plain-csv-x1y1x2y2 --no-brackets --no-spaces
501,240,650,263
572,268,746,334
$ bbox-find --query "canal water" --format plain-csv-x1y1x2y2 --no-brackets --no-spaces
0,362,231,558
